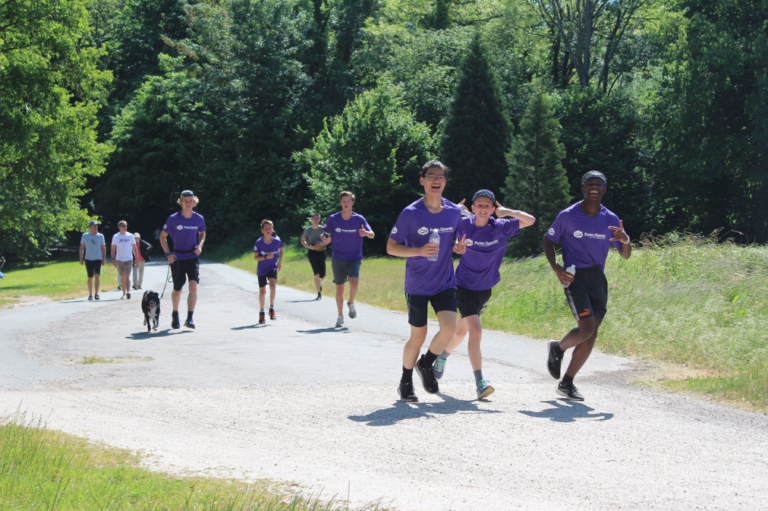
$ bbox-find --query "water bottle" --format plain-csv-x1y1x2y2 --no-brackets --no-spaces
561,264,576,288
427,229,440,262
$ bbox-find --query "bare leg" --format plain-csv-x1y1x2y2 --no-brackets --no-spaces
187,280,197,312
564,322,600,378
259,286,266,310
348,277,359,304
445,316,470,354
268,279,276,307
121,272,130,295
428,310,458,356
465,315,484,371
403,325,429,369
172,289,181,311
94,274,100,295
335,284,345,316
87,277,94,296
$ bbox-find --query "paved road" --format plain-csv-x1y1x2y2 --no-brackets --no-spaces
1,261,767,510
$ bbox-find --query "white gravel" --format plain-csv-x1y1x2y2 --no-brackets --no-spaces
1,261,767,510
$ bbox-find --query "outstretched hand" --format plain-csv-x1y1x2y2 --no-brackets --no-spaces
453,234,467,254
609,220,630,244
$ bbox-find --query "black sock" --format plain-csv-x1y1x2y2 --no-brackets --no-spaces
187,311,193,320
421,350,438,368
401,366,413,384
172,310,179,317
554,343,565,358
562,374,574,386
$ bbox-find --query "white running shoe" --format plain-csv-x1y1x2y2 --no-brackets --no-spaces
335,315,344,328
348,302,357,319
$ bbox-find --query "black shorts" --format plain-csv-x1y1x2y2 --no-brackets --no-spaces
258,271,278,288
85,259,101,279
456,286,492,318
85,259,102,278
171,257,200,291
565,266,608,322
307,250,326,278
405,287,457,327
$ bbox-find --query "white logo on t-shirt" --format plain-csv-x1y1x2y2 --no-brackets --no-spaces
176,225,183,230
548,228,555,236
391,227,398,234
573,230,583,238
417,227,429,235
163,224,168,229
335,227,341,233
465,239,474,246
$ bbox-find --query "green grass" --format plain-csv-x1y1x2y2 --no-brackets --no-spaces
79,356,115,365
210,234,768,410
0,260,116,307
0,411,383,511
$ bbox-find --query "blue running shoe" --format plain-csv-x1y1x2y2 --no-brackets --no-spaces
433,356,448,380
476,379,495,400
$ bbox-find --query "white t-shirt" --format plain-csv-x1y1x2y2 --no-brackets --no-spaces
112,232,136,262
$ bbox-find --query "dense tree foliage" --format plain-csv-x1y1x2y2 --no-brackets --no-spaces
504,89,570,256
3,0,765,259
0,0,111,259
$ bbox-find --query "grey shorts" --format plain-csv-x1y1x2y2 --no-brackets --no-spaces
332,259,361,285
116,260,132,275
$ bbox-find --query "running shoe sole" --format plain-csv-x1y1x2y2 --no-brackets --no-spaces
414,356,439,394
184,320,195,329
397,384,418,402
477,384,495,400
557,384,584,401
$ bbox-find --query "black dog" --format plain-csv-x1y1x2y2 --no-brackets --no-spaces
141,290,160,332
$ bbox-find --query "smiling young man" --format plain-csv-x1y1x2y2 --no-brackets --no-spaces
387,160,467,402
160,190,207,330
434,189,535,399
543,171,631,400
324,191,374,328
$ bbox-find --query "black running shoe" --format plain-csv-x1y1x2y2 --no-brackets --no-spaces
547,340,562,379
259,311,266,325
171,312,180,329
397,381,418,402
414,355,439,394
557,381,584,401
269,308,276,320
184,318,195,329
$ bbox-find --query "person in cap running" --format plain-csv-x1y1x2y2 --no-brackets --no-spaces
80,220,106,300
132,232,152,290
254,219,284,324
111,220,138,299
324,191,374,328
159,190,207,329
387,160,468,402
434,189,535,399
544,170,631,400
301,213,329,300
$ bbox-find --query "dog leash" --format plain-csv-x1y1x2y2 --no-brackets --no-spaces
160,263,172,299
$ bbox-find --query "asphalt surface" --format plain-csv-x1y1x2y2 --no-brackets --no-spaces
1,260,767,510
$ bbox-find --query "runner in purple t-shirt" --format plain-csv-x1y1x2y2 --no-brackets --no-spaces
387,160,468,402
324,191,374,328
434,189,535,399
544,171,631,401
253,219,284,324
160,190,207,330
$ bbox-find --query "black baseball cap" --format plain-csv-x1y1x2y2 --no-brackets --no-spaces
88,220,99,226
582,171,607,186
179,190,195,198
472,189,496,203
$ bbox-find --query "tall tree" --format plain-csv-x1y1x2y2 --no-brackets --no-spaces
440,32,510,203
504,90,570,256
0,0,111,259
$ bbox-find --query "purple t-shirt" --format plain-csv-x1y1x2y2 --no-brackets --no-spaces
455,216,520,291
545,202,622,271
326,212,371,262
163,212,206,261
254,236,283,276
389,198,462,296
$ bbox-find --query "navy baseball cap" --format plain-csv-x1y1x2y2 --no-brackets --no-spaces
88,220,99,226
472,189,496,203
179,190,195,198
582,171,607,186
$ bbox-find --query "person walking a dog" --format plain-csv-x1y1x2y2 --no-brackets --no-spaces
544,171,631,401
80,220,106,300
160,190,207,330
301,213,329,300
111,220,138,299
254,219,284,324
324,191,374,328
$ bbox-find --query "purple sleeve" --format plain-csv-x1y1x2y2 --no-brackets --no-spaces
610,213,623,250
546,211,567,243
389,209,410,244
254,239,259,253
359,214,372,232
162,216,173,234
199,217,206,232
502,218,521,239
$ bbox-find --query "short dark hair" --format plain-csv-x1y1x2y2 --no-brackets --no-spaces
421,159,451,180
117,220,127,227
260,219,273,229
339,191,355,201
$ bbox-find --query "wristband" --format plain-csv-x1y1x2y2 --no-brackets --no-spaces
165,251,172,256
623,236,630,245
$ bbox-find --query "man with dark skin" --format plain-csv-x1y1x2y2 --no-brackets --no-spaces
543,171,631,400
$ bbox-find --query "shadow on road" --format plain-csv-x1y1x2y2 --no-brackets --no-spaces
126,329,192,339
296,327,349,334
286,299,321,303
348,393,503,426
518,400,613,423
231,324,266,330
